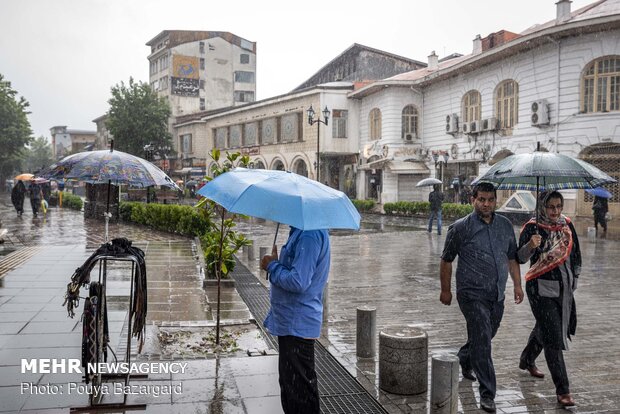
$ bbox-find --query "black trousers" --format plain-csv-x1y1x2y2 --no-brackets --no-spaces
457,296,504,400
520,322,570,395
277,336,319,414
594,212,607,232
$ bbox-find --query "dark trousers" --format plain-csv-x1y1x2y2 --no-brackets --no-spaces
457,296,504,400
277,336,319,414
520,323,570,395
594,212,607,232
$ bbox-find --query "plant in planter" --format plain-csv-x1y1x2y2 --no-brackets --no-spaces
195,149,251,345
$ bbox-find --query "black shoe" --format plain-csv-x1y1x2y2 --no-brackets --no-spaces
461,365,476,381
480,397,496,412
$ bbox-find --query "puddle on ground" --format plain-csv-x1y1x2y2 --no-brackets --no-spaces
157,324,269,358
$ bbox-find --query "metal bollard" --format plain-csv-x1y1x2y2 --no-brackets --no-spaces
431,353,459,413
356,306,376,358
247,240,255,261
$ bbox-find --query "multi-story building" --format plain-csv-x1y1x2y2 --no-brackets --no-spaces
349,0,620,217
49,126,97,159
147,30,257,172
172,43,425,190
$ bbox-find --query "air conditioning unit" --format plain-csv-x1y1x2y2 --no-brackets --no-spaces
404,133,416,142
462,122,470,134
470,120,480,134
446,113,459,134
481,117,499,132
531,99,550,126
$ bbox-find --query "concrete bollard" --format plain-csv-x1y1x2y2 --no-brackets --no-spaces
431,353,459,414
379,326,428,395
246,240,255,261
356,306,377,358
587,226,596,240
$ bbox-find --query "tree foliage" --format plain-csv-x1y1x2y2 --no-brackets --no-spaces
106,77,172,157
0,73,32,176
23,136,54,173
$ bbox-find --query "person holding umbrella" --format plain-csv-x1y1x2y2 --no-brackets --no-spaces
592,193,609,238
11,180,27,216
428,184,444,235
517,191,581,407
260,228,330,414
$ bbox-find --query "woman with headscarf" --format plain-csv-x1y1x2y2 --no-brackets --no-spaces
11,180,27,216
516,191,581,407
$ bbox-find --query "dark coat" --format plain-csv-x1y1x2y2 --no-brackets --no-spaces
518,221,581,350
11,181,26,212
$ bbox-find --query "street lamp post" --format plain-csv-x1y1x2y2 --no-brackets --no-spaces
432,151,450,190
143,144,154,203
307,105,330,183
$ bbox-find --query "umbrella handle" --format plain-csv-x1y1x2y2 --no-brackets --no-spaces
266,223,280,281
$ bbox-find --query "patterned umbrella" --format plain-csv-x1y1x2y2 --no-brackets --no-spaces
38,149,180,190
472,149,616,223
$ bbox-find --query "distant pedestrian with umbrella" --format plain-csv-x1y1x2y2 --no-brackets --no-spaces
428,184,444,235
588,188,610,238
516,190,581,407
29,182,43,217
11,180,27,216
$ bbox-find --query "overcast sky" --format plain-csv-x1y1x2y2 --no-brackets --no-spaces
1,0,593,139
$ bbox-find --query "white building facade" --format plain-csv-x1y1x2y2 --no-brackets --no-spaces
350,0,620,216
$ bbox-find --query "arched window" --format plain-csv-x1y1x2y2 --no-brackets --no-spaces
582,56,620,113
369,108,382,140
462,90,481,123
401,105,418,139
495,80,519,129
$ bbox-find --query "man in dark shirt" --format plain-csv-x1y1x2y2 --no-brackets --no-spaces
428,185,444,235
439,182,524,413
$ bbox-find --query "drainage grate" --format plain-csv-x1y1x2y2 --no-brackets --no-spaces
231,258,387,414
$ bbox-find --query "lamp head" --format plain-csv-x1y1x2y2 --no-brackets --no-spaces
322,106,330,125
307,105,315,125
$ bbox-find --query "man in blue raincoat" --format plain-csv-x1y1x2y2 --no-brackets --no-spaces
261,227,330,414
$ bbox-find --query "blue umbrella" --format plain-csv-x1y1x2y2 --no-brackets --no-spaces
196,168,361,231
585,187,612,199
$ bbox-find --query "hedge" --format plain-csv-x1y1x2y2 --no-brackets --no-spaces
352,199,376,212
119,202,210,237
61,192,83,211
383,201,473,218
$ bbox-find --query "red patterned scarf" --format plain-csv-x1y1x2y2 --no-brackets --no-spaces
522,216,573,282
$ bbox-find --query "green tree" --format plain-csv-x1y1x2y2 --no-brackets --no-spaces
23,136,54,173
106,77,172,157
0,74,32,180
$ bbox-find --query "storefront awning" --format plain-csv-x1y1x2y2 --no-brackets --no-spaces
387,160,430,174
358,157,391,170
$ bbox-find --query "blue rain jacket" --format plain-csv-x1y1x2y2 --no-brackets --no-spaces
264,227,330,339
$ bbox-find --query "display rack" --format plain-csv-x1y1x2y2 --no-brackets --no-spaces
70,253,147,413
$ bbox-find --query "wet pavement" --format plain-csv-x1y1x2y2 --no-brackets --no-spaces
2,192,620,413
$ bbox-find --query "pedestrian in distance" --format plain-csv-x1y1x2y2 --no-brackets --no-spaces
29,182,43,217
517,191,580,407
592,195,608,238
11,180,27,216
428,184,444,235
439,182,524,413
260,226,331,414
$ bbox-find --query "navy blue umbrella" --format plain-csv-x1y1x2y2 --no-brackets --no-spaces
585,187,612,199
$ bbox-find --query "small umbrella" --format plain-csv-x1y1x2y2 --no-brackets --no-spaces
185,180,198,187
585,187,612,199
14,173,34,181
32,177,50,184
416,177,442,187
472,146,616,223
197,168,361,231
